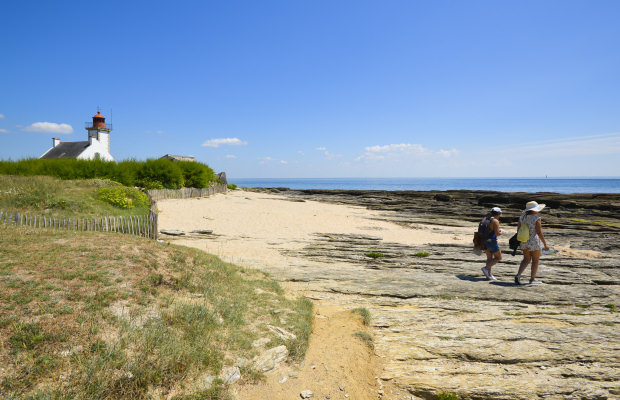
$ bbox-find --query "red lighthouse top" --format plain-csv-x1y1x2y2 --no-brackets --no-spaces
92,110,105,129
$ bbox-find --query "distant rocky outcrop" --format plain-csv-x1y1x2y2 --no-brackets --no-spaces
215,171,228,185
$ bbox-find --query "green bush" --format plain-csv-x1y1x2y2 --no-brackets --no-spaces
177,160,214,188
97,187,150,209
0,158,217,189
227,184,237,190
365,252,385,259
135,159,184,189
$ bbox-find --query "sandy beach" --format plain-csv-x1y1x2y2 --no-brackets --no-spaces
157,189,619,400
157,190,470,267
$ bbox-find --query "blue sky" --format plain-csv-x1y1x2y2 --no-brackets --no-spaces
1,0,619,178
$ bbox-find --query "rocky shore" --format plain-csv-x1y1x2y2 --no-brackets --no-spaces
159,189,619,399
267,188,620,399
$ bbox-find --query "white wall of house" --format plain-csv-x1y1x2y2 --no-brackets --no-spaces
77,138,115,161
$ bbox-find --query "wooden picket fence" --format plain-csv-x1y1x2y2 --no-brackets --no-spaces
146,184,227,201
0,209,158,239
0,185,226,240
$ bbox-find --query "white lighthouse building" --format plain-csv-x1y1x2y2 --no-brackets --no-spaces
40,110,115,161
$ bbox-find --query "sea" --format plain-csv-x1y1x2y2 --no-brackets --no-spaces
229,178,620,194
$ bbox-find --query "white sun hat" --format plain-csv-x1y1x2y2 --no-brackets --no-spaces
523,201,546,213
491,207,502,214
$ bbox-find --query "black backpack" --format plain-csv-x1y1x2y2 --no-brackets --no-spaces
477,216,494,241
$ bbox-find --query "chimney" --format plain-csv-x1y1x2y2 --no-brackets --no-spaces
52,138,60,147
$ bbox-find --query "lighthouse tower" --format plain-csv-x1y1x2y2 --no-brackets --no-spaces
87,110,112,153
40,110,115,161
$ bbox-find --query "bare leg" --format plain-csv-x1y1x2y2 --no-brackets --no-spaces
517,249,531,276
530,250,541,280
486,250,502,274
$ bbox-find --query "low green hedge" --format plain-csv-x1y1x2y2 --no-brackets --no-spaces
0,158,218,189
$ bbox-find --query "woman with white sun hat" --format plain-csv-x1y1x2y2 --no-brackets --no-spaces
514,201,550,285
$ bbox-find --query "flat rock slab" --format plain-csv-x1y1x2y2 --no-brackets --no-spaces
161,189,620,399
270,190,620,400
159,229,186,236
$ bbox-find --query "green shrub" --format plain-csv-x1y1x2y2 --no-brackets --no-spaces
351,308,371,326
0,158,217,189
177,161,214,188
227,184,238,190
353,331,374,349
97,187,150,209
414,252,430,257
135,159,184,189
438,393,460,400
365,252,385,259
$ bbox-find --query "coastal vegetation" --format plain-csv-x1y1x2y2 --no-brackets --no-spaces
0,158,217,189
353,331,374,349
0,175,314,398
0,175,150,218
351,307,371,326
437,393,460,400
365,251,385,259
0,225,313,399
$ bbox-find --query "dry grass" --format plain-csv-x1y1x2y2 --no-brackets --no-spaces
0,225,312,399
0,175,150,218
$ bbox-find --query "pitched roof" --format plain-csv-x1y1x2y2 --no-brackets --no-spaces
160,154,196,162
40,141,90,159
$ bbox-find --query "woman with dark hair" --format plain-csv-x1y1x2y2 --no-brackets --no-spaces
481,207,503,280
514,201,550,285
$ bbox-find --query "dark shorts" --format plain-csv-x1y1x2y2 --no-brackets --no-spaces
484,238,500,253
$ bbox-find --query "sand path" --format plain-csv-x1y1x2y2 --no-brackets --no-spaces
156,190,469,399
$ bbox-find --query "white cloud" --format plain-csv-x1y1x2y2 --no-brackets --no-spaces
202,137,248,148
280,160,288,164
356,143,431,161
22,122,73,134
0,128,8,133
259,156,274,164
437,148,459,158
298,150,305,156
315,146,342,160
0,113,5,119
496,132,620,158
225,154,237,159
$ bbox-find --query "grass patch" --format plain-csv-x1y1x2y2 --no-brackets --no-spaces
351,307,372,326
0,175,150,218
438,393,460,400
0,225,313,399
570,218,620,228
413,252,430,257
605,304,616,311
365,251,385,259
353,331,374,349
